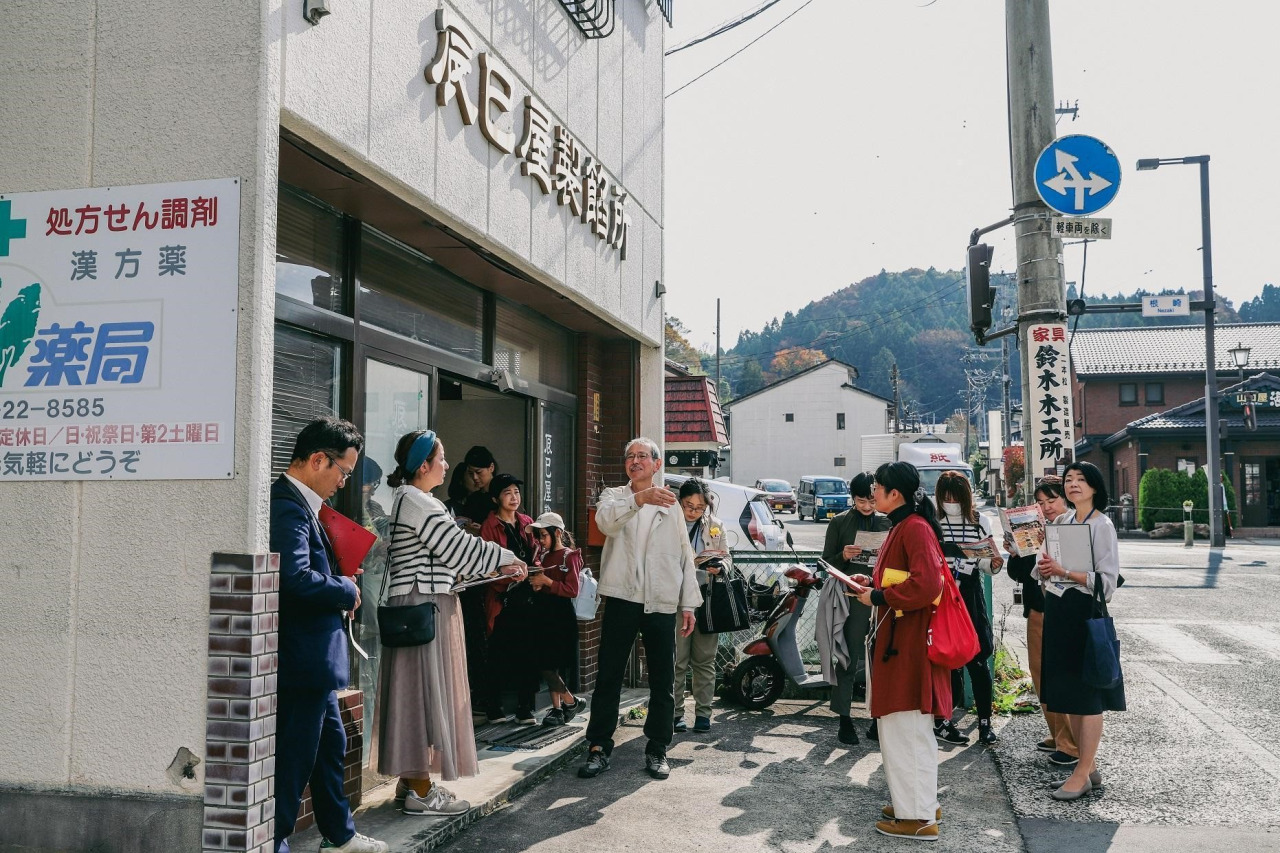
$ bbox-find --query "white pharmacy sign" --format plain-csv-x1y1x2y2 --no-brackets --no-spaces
0,178,239,480
1026,323,1076,481
1141,294,1191,318
1051,217,1112,240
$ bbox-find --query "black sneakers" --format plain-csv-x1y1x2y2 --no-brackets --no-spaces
866,720,879,742
578,746,611,778
1047,750,1079,766
977,718,998,745
644,751,671,780
541,708,565,727
672,717,688,734
838,715,860,746
934,719,968,745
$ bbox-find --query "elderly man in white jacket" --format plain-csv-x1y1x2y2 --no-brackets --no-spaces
577,437,702,782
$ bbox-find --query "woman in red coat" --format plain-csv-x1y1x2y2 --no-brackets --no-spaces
853,461,950,843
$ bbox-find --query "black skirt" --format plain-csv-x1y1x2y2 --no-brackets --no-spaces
1040,587,1126,715
529,592,580,681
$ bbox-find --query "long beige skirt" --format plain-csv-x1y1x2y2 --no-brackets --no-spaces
373,590,478,781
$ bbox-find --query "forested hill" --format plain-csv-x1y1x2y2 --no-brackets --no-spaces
699,268,1244,425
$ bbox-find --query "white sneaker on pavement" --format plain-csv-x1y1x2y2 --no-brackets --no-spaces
321,832,389,853
404,785,471,815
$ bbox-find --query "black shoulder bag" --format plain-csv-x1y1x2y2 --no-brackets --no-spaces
377,494,438,647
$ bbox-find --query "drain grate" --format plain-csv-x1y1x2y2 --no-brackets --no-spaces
474,721,583,752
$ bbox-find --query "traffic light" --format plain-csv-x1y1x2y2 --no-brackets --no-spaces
967,243,994,339
1244,401,1258,432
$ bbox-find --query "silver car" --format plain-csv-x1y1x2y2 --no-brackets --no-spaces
664,474,787,551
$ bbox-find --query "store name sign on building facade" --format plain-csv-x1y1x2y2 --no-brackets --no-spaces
1026,323,1076,480
425,9,631,260
0,178,239,480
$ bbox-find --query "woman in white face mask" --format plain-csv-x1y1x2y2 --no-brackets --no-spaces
932,471,1004,747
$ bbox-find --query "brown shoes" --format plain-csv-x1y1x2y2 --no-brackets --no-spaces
882,805,942,822
874,819,939,841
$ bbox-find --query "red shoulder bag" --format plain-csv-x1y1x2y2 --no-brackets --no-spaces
927,557,980,669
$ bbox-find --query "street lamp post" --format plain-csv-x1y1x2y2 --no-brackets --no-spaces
1230,341,1251,386
1136,155,1224,546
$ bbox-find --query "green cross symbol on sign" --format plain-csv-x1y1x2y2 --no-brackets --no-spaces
0,200,27,257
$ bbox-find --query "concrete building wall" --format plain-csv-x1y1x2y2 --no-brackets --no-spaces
727,364,891,487
0,0,279,800
278,0,664,348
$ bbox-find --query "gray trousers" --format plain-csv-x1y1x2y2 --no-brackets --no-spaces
829,599,872,716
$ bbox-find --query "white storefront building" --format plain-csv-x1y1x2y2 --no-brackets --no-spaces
726,360,893,488
0,1,670,849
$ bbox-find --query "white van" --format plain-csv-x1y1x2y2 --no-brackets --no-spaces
663,474,787,551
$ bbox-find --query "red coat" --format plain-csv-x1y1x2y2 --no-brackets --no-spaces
480,511,535,634
535,547,582,599
868,513,953,719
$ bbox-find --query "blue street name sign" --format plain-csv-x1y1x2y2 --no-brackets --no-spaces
1034,134,1121,216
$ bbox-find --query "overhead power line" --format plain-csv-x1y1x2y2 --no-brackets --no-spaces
665,0,819,99
665,0,790,56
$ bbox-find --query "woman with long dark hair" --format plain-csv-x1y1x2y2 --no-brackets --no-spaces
933,470,1003,747
373,430,527,816
1036,461,1124,800
852,462,950,842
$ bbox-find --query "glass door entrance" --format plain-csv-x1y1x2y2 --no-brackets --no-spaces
355,356,431,772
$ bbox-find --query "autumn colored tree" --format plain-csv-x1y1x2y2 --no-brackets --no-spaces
768,346,826,378
1002,445,1025,500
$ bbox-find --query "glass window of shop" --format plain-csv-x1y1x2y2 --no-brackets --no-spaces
270,182,579,770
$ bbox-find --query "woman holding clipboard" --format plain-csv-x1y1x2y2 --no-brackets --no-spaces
1035,461,1125,801
849,461,951,843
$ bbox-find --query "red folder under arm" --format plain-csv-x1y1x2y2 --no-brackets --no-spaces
318,504,378,577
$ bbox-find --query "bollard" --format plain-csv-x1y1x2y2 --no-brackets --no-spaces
1183,500,1195,546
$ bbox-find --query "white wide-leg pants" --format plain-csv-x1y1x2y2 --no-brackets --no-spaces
878,710,939,822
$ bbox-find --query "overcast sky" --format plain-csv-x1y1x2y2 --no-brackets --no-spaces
663,1,1280,351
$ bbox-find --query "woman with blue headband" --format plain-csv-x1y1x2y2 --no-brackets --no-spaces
374,430,528,817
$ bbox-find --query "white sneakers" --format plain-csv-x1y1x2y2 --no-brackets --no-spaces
322,832,389,853
404,785,471,816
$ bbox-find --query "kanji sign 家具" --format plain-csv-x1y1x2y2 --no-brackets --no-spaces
1025,323,1076,480
0,178,239,480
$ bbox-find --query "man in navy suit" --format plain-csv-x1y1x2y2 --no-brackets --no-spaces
271,417,387,853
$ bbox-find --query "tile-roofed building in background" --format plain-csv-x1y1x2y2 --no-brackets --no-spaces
1069,323,1280,533
664,361,729,476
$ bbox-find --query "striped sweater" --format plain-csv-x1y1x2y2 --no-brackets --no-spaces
386,486,515,597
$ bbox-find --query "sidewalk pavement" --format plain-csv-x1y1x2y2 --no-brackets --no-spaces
286,689,650,853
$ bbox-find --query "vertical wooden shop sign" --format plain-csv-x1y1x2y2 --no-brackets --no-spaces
1025,323,1075,480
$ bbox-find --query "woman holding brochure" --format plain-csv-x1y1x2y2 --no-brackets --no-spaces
851,461,950,843
933,470,1004,747
374,430,528,816
1004,476,1079,767
672,478,729,734
1035,461,1125,801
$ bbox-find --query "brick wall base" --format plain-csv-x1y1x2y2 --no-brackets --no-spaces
293,689,363,834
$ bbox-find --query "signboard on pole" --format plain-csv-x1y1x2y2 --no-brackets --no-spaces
0,178,239,480
1050,216,1112,240
1026,323,1076,481
987,411,1004,472
1141,294,1191,318
1035,135,1122,216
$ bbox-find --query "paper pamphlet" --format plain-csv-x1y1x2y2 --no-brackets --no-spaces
957,536,1000,560
825,564,868,594
850,529,888,569
1000,504,1046,557
1044,523,1094,596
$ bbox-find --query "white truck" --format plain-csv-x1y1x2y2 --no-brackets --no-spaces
860,434,973,498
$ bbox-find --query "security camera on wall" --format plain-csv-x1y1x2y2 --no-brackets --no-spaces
490,368,528,395
304,0,331,25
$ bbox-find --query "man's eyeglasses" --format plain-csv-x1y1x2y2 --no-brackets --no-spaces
624,452,654,462
327,455,355,483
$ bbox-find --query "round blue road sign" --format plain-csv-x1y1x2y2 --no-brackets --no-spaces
1034,134,1121,216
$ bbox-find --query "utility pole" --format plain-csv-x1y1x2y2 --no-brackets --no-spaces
891,363,901,434
1007,0,1066,505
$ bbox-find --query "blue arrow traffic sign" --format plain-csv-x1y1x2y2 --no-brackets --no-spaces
1034,134,1121,216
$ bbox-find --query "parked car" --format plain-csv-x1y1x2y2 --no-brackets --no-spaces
796,475,851,522
664,474,787,550
754,478,796,513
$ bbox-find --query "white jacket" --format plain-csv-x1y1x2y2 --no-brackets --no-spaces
595,484,703,614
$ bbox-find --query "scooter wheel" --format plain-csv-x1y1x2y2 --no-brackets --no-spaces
730,655,786,710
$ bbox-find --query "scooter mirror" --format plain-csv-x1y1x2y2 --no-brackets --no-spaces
785,530,794,547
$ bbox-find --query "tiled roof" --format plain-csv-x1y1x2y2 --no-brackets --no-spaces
1070,322,1280,376
665,375,728,445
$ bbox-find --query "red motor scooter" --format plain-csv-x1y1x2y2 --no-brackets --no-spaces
727,561,832,710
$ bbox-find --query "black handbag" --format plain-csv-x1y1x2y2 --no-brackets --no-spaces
376,496,438,648
695,566,750,634
1082,574,1122,689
